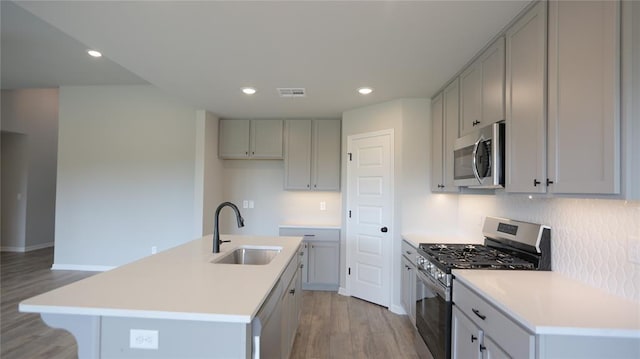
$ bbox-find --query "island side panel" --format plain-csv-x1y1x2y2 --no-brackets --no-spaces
41,313,101,359
101,317,251,359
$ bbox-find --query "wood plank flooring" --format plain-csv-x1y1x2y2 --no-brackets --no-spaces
1,248,95,359
1,248,432,359
290,291,432,359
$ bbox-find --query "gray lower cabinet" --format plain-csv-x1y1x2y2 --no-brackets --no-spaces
452,281,535,359
400,240,417,325
280,261,301,359
279,227,340,291
284,119,341,191
219,119,283,159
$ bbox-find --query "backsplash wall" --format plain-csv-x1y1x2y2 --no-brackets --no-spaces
455,194,640,301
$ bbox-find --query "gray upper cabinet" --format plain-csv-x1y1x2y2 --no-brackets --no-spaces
431,80,459,192
218,119,283,159
547,0,620,194
284,119,340,191
505,1,547,193
459,37,505,137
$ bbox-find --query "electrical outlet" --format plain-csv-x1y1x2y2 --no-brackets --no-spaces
130,329,158,350
242,200,248,209
628,235,640,265
320,201,326,211
249,200,254,209
151,246,157,254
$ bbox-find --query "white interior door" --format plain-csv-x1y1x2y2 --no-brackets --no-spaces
346,130,393,307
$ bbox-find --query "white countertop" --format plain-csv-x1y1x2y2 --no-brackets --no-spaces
20,235,303,324
453,270,640,338
278,224,341,229
402,233,481,248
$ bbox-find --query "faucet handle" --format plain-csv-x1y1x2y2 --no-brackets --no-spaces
220,239,231,244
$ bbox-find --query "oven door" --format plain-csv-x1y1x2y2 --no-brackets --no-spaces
415,269,451,359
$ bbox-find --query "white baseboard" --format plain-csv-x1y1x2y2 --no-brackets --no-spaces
1,242,54,252
389,304,407,315
51,264,115,272
338,287,350,296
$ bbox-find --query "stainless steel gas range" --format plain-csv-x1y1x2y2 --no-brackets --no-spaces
414,217,551,359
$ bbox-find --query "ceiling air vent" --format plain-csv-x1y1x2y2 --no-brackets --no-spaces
277,88,306,98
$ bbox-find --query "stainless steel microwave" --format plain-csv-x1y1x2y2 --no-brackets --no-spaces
453,122,505,188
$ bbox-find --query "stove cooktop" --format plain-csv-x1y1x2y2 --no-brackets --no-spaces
418,243,536,271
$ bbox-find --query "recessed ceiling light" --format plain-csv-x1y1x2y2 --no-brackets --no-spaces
241,87,257,95
87,50,102,58
358,87,373,95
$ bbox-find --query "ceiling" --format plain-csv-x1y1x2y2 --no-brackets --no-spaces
2,1,529,119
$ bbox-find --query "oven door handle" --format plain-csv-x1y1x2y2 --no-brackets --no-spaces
416,269,450,302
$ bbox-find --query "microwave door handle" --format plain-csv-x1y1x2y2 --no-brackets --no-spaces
471,138,482,183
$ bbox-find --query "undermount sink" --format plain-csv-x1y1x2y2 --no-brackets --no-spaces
213,246,282,265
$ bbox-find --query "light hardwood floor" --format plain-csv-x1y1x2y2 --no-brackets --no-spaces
1,248,431,359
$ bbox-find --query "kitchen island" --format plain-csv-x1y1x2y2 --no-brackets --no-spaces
19,234,303,359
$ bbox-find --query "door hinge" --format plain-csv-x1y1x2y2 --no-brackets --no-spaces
348,210,352,218
348,267,351,275
348,152,352,161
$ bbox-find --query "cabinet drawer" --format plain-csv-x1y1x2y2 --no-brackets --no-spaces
279,227,339,242
401,240,418,265
453,280,534,359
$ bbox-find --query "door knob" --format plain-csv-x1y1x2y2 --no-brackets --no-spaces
381,227,388,233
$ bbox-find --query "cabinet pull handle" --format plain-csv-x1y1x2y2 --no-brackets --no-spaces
472,120,481,126
245,151,249,156
303,234,316,237
406,251,412,255
546,178,554,186
289,289,295,295
533,179,541,187
299,251,304,256
480,344,486,352
472,308,486,320
437,184,445,189
471,335,477,343
300,264,304,269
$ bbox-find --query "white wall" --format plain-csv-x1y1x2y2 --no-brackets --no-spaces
1,88,59,251
341,98,457,312
1,132,29,249
194,110,224,237
220,159,341,236
54,85,209,269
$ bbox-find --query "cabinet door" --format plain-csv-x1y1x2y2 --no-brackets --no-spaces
251,119,283,159
482,336,510,359
219,119,250,158
312,119,341,191
401,256,413,317
505,1,547,193
481,37,505,126
284,120,312,190
281,268,301,359
443,79,460,191
460,62,482,137
308,241,339,286
548,0,620,194
431,93,445,191
452,306,482,359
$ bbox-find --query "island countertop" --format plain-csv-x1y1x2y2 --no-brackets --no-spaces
19,235,303,324
453,270,640,338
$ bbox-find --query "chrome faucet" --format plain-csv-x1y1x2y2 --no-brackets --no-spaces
213,202,245,253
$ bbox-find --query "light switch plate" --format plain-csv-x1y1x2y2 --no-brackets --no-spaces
628,235,640,265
